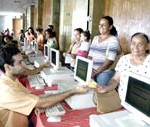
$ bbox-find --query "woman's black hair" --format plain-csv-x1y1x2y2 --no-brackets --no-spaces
36,28,43,33
131,32,149,43
82,30,91,40
4,35,13,41
102,16,118,36
28,26,35,35
45,28,54,37
48,25,54,30
74,28,84,34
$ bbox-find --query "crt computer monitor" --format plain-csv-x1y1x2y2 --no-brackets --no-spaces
34,41,38,53
44,44,50,60
50,48,60,70
74,56,93,85
121,72,150,125
23,37,28,46
31,40,35,46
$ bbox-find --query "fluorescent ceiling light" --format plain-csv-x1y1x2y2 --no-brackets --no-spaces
0,12,22,16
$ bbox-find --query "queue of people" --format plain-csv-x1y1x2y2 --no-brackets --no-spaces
18,25,59,52
0,16,150,127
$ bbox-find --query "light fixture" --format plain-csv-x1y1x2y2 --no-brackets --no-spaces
14,0,21,3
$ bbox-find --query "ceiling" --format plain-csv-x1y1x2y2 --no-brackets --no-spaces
0,0,37,15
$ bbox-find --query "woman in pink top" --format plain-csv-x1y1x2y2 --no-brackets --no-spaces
77,30,91,58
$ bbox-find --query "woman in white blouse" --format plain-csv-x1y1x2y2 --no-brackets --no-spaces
96,32,150,101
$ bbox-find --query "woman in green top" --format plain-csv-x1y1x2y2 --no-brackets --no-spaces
45,28,58,49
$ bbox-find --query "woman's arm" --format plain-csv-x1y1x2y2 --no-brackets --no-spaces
96,71,120,93
66,42,74,54
63,42,75,57
92,59,114,77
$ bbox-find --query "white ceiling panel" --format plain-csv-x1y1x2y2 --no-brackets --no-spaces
0,0,37,14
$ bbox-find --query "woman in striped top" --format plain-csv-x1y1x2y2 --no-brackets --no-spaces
88,16,120,86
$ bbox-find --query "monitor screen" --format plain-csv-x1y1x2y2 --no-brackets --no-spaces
74,56,93,85
51,50,56,65
122,72,150,125
32,40,35,47
44,44,50,60
50,48,60,70
34,41,38,53
24,37,29,46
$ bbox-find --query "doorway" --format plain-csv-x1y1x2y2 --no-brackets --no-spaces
13,18,23,40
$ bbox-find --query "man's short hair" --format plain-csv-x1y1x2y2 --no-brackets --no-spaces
0,47,20,72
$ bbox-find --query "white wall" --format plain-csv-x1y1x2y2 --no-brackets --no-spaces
0,13,22,33
0,16,5,32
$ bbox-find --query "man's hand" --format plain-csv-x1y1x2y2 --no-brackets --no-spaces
34,108,45,115
42,62,51,68
74,86,89,94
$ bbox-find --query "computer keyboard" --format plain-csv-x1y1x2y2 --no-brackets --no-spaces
45,103,66,116
27,74,46,88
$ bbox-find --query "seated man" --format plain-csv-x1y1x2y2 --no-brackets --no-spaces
0,42,50,78
0,46,89,127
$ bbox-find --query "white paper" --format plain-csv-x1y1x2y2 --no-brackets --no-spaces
65,54,72,64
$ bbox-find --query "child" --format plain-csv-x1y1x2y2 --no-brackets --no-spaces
76,30,91,57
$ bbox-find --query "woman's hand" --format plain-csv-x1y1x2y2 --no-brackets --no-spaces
91,69,98,78
71,54,76,59
42,62,51,68
95,85,108,93
63,52,66,57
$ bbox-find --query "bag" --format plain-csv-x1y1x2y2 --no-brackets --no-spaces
36,114,45,127
94,90,122,113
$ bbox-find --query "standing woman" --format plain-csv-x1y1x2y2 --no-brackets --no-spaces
36,28,44,51
19,29,25,42
76,30,91,58
63,28,83,68
45,28,58,49
26,27,36,43
64,28,83,55
88,16,120,86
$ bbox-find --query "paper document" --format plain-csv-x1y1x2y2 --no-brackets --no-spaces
65,54,72,64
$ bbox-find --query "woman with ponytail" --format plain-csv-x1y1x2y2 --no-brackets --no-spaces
88,16,120,86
